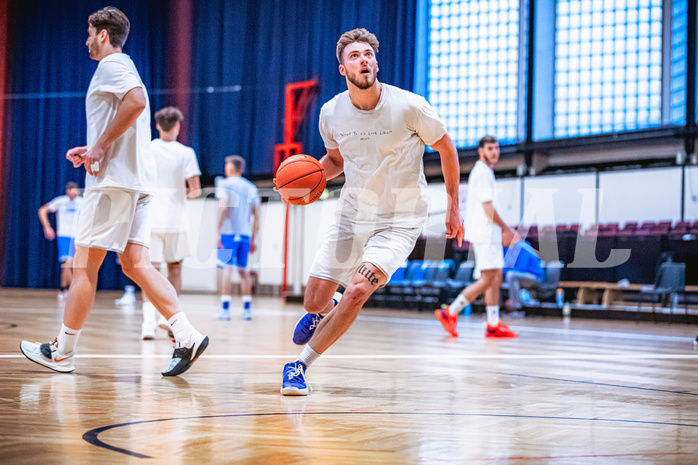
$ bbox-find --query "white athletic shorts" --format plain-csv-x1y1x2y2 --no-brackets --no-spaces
75,188,151,253
309,219,422,288
149,231,190,264
472,240,504,271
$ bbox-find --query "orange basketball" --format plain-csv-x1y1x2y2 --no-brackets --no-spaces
274,155,326,206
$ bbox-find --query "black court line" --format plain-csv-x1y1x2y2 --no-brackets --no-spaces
83,411,698,459
498,372,698,397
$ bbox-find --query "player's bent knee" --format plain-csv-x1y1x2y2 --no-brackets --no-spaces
342,283,374,307
304,296,327,314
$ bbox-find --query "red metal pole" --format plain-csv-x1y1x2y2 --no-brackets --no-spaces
282,202,290,294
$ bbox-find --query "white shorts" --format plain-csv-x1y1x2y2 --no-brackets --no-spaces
149,231,190,264
75,189,151,253
472,240,504,271
309,219,422,288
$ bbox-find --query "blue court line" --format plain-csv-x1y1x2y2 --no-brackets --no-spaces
498,372,698,396
83,411,698,459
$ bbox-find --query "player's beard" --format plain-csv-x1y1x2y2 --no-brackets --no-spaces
485,152,499,167
346,69,376,90
88,41,100,60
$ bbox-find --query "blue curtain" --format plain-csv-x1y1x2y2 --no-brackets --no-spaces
188,0,417,177
2,0,174,289
1,0,417,288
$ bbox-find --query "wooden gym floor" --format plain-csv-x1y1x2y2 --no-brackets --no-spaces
1,288,698,464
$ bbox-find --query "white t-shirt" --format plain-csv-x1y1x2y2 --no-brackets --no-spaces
85,53,155,193
149,139,201,232
319,84,447,228
217,176,260,236
48,195,83,238
464,160,501,243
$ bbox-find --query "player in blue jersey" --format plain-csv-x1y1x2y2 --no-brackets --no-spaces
217,155,260,321
38,182,83,300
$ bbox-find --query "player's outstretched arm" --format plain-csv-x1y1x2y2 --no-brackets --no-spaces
431,134,463,245
217,196,227,249
38,204,56,240
319,148,344,181
250,202,259,254
83,87,147,176
186,175,201,199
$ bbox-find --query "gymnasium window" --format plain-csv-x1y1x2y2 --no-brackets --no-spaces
554,0,664,137
424,0,522,148
670,0,687,125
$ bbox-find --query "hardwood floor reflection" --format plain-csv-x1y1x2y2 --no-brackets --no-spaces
2,289,698,464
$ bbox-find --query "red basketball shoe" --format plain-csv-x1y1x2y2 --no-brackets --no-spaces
485,321,518,338
435,306,459,337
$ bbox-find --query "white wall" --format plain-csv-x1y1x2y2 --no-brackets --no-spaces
181,166,693,293
422,183,450,235
598,167,682,226
253,201,286,287
522,173,597,228
298,198,338,290
423,179,521,234
181,198,218,291
685,166,698,221
495,178,522,226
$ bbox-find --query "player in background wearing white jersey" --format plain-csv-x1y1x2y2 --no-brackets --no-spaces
140,106,201,340
20,7,207,376
436,135,520,338
38,182,83,300
217,155,259,321
281,28,463,395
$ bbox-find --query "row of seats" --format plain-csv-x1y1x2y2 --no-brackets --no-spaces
367,260,470,310
517,221,698,239
366,259,562,311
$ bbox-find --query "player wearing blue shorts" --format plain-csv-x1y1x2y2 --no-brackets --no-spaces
280,28,463,395
38,182,83,299
217,155,260,321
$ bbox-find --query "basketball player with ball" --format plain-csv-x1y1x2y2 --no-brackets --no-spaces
277,28,463,395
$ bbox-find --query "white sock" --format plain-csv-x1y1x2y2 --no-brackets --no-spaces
142,301,157,324
220,295,231,310
56,324,81,355
449,293,470,315
298,344,321,367
486,305,500,327
168,312,194,344
242,295,252,310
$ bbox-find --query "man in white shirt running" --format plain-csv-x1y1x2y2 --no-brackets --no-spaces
38,182,83,300
141,106,201,340
280,28,463,396
435,135,520,338
20,7,207,376
217,155,259,321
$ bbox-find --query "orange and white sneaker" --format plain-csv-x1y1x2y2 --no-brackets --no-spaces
485,321,518,338
20,339,75,373
435,305,459,337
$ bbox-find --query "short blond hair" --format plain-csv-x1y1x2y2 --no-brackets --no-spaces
336,28,379,64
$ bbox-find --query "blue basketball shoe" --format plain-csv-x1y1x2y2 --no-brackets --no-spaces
292,292,342,345
281,360,310,396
